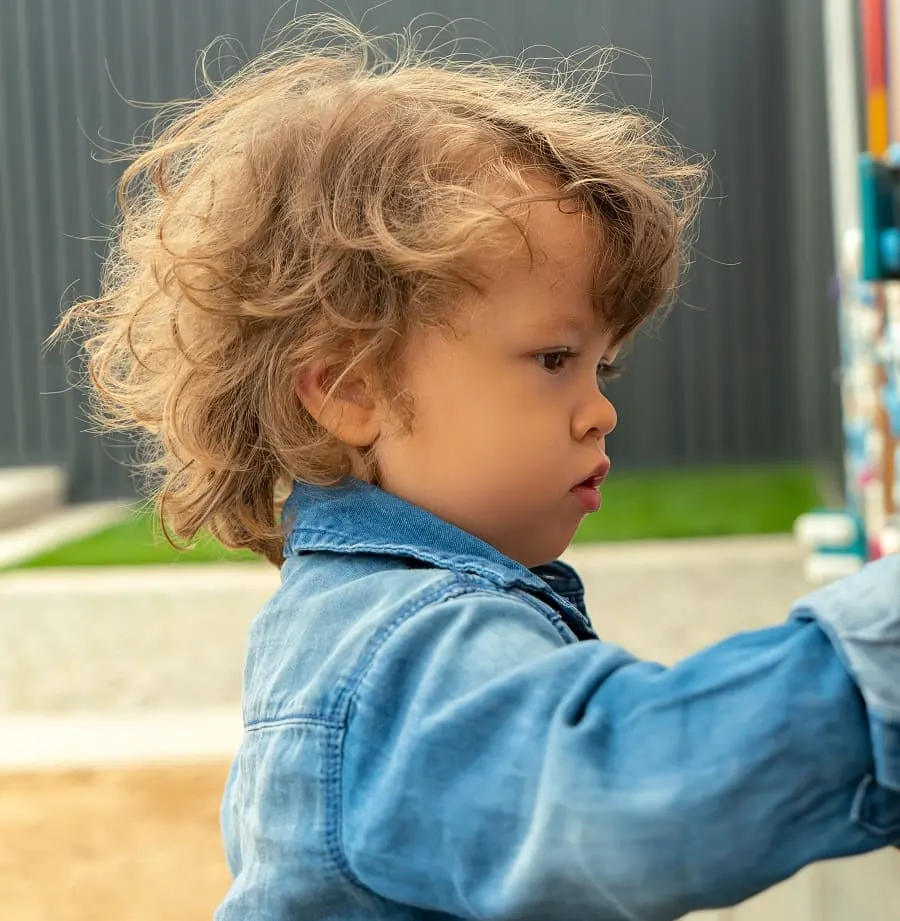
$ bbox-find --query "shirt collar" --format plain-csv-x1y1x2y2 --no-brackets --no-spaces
283,477,596,640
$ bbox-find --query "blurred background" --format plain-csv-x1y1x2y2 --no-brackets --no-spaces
2,3,898,921
0,0,843,502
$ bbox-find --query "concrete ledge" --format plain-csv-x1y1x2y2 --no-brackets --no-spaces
0,708,241,771
0,561,277,595
0,564,278,713
0,466,65,531
0,536,808,713
0,500,128,568
565,533,802,568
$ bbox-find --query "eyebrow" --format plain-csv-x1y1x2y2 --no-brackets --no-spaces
523,312,595,337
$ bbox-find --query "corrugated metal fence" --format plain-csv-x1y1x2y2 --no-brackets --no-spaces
0,0,841,502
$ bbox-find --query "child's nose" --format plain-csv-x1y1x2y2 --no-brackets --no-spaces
597,392,618,436
573,390,617,441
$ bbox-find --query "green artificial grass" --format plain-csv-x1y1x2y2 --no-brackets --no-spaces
11,513,261,569
9,464,820,569
572,463,822,544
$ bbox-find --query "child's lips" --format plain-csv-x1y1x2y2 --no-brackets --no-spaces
570,458,610,513
571,481,603,512
572,457,611,490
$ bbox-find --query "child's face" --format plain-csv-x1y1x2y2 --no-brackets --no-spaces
374,198,619,568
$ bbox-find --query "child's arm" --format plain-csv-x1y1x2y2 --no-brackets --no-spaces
335,558,900,919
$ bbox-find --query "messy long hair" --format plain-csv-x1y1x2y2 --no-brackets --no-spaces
51,15,707,565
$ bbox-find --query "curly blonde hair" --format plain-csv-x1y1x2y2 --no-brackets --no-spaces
52,16,707,566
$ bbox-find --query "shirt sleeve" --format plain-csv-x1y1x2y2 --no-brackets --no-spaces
790,554,900,793
338,570,900,921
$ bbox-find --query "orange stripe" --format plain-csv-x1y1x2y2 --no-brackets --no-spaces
869,90,890,155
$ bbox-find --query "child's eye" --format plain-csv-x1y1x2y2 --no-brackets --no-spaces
535,350,571,373
597,362,624,390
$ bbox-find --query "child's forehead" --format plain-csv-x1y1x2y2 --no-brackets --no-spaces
449,182,631,345
461,247,610,343
481,193,602,283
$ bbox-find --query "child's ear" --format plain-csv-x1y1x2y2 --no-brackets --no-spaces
295,363,381,448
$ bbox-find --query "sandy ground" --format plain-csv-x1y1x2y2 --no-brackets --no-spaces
3,760,898,921
0,762,232,921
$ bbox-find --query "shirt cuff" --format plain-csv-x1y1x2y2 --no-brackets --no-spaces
790,555,900,794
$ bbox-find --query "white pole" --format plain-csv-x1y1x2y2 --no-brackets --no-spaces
823,0,862,253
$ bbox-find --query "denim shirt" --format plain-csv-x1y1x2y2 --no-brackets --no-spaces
217,477,900,921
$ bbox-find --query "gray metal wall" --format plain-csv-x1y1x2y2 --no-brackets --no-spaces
0,0,841,501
